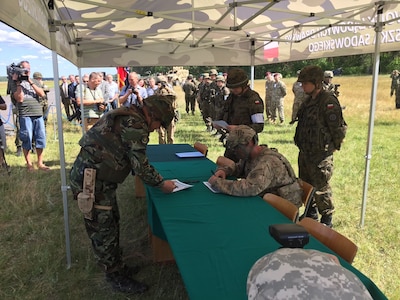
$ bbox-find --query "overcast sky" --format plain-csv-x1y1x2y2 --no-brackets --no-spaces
0,22,116,78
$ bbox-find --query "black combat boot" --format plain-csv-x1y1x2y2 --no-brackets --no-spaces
106,270,148,294
320,214,333,228
300,206,318,221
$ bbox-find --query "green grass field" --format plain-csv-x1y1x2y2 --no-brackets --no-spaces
0,75,399,299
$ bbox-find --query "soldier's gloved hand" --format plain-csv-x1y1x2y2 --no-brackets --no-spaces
160,180,176,193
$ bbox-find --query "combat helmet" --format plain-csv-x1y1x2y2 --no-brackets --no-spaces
324,71,334,78
226,125,257,150
33,72,43,79
216,75,225,82
226,68,249,88
144,95,175,128
297,66,324,88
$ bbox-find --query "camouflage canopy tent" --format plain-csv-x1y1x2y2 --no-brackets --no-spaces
1,0,400,266
1,1,400,67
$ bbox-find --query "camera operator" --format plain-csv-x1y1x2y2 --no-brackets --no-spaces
119,72,148,108
10,60,50,171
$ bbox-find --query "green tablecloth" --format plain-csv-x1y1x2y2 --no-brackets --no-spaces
146,144,387,300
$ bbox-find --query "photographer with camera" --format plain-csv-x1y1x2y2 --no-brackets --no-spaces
9,60,50,171
119,72,148,108
75,72,106,132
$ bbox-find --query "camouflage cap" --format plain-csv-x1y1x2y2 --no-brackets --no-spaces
247,248,373,300
144,95,175,128
226,125,256,150
33,72,43,79
216,75,225,82
324,70,334,78
156,75,167,83
203,73,210,79
209,68,218,75
226,68,249,88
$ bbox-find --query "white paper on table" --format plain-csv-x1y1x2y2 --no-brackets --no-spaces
175,151,205,158
172,179,194,192
203,181,221,193
212,120,229,129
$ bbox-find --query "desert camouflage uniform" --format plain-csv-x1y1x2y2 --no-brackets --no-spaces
294,90,347,221
323,81,340,97
291,81,306,122
212,145,302,206
69,106,164,272
265,78,274,120
270,79,287,123
247,248,373,300
156,85,176,144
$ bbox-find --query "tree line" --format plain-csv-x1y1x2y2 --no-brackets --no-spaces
1,52,399,82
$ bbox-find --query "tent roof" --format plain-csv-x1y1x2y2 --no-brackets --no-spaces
1,1,400,67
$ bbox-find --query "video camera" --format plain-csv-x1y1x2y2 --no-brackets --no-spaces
7,63,29,82
333,84,340,97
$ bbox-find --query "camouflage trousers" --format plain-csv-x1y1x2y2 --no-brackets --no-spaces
270,98,284,122
70,157,124,273
298,151,335,216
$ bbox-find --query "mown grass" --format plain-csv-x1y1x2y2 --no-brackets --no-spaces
1,75,399,299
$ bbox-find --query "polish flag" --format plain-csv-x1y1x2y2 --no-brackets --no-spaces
117,67,129,89
264,41,279,59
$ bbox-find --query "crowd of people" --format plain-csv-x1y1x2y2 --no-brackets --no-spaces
2,63,351,296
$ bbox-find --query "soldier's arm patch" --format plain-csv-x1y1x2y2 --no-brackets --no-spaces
329,113,337,121
254,100,261,104
327,103,334,109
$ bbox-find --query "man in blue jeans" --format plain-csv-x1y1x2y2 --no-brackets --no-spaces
10,60,50,171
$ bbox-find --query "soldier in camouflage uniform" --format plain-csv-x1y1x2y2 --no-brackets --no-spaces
208,125,302,206
155,76,177,144
323,70,340,97
247,248,373,300
69,95,177,294
294,66,347,227
270,73,287,124
215,68,264,162
290,70,307,123
32,72,50,126
198,73,214,131
212,75,230,121
182,74,198,115
264,71,274,121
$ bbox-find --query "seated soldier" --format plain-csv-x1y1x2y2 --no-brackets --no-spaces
208,125,302,207
247,248,373,300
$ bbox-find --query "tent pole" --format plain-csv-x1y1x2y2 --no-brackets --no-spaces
49,23,72,267
250,39,255,89
360,3,383,228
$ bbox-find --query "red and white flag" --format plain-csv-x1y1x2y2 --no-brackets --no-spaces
264,41,279,59
117,67,129,89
